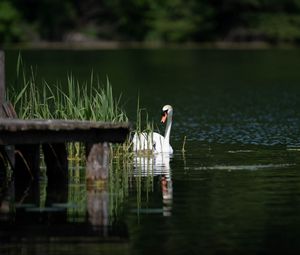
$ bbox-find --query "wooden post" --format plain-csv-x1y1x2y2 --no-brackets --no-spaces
0,51,5,117
86,143,110,183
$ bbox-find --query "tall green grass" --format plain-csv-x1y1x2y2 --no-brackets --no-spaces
8,55,128,159
9,65,127,122
132,97,155,156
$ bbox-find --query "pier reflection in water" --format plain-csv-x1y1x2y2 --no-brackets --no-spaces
0,155,129,254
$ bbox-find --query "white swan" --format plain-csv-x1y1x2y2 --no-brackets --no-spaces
132,105,173,153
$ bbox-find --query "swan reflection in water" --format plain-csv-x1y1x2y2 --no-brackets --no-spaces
134,153,173,216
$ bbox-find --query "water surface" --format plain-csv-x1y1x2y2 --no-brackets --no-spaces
2,49,300,254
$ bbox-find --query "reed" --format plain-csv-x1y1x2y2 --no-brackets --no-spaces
130,97,155,157
10,74,127,123
8,55,128,158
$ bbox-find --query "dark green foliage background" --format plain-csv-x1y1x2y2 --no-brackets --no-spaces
2,0,300,45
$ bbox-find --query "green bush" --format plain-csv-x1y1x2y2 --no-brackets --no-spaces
0,1,22,44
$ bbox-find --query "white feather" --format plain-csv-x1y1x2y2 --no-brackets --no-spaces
132,105,173,153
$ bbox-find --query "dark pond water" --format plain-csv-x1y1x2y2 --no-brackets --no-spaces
2,49,300,254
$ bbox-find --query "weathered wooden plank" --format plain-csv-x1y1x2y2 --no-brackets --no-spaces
0,118,129,183
0,119,130,131
0,128,129,145
0,51,5,118
0,119,130,145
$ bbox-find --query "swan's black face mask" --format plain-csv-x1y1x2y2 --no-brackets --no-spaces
161,110,168,123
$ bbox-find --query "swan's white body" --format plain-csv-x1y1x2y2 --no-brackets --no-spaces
132,105,173,153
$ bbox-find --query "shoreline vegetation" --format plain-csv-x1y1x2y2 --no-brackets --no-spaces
3,1,300,49
9,55,127,122
7,55,129,159
7,55,155,160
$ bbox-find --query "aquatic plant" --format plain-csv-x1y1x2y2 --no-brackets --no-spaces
8,54,128,158
131,97,155,156
10,56,127,122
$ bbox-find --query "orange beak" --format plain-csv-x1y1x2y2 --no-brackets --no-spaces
161,112,168,123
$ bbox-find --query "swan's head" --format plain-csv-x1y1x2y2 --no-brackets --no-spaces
161,105,173,123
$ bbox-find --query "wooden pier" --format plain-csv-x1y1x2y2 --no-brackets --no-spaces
0,51,130,183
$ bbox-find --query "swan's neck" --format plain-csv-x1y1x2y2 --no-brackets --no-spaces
164,113,172,143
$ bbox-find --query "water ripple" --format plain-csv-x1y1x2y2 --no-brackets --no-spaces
184,163,294,171
176,115,300,146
